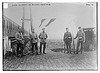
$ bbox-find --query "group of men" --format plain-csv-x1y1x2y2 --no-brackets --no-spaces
15,26,85,57
15,28,48,57
30,28,48,55
63,27,85,54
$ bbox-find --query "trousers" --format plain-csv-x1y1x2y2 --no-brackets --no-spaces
17,42,24,57
65,42,71,53
76,40,83,54
31,43,38,53
40,42,46,53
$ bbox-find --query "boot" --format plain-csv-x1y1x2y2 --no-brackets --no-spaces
43,52,46,54
36,50,39,55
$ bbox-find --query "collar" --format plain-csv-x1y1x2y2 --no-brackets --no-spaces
42,31,45,33
66,31,69,33
32,32,35,34
79,30,82,32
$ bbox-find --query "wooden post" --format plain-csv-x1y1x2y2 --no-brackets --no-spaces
22,7,25,35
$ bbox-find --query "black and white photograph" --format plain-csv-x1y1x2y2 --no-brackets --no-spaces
2,2,98,71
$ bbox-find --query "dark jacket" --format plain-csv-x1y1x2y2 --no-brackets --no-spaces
63,31,72,43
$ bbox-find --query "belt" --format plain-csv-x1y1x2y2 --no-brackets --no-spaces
79,37,82,39
65,37,71,38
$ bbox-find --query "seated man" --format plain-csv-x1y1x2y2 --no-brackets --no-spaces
15,29,24,57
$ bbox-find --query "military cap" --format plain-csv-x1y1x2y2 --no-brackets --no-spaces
42,28,45,30
66,28,68,29
78,27,81,29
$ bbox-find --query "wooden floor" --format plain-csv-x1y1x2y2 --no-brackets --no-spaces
3,49,97,71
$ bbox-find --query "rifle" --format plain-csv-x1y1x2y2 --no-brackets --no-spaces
73,39,75,54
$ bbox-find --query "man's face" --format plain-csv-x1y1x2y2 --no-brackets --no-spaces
66,29,68,32
79,28,82,31
42,29,45,32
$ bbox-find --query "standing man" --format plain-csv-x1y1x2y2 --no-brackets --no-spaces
30,28,39,55
39,28,48,54
74,27,85,54
63,28,72,53
15,29,24,57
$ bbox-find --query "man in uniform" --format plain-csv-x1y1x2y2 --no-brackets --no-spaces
63,28,72,53
74,27,85,54
15,29,24,57
39,28,48,54
30,28,39,55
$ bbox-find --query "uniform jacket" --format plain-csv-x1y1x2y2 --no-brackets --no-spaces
63,31,72,43
15,32,23,40
15,32,24,44
39,32,48,43
74,30,85,41
31,32,38,43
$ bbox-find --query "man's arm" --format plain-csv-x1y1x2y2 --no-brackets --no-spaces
46,33,48,39
63,33,65,42
21,33,24,39
36,34,39,42
70,33,72,42
39,33,41,39
15,33,19,40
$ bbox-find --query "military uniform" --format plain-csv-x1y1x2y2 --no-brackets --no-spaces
63,31,72,53
74,30,85,54
30,32,38,55
15,32,24,57
39,32,48,54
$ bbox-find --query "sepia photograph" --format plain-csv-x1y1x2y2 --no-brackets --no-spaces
2,2,98,71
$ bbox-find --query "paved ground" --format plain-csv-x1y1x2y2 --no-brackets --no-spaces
3,48,97,71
